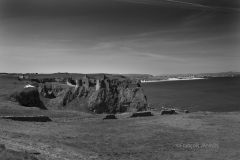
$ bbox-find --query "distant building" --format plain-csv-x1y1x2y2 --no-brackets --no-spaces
75,79,82,87
65,74,141,90
19,75,24,79
82,74,90,89
102,75,110,90
18,74,29,80
96,79,101,90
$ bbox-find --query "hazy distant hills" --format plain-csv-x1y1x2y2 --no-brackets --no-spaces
157,72,240,77
122,72,240,79
1,72,239,79
122,74,153,79
122,74,153,76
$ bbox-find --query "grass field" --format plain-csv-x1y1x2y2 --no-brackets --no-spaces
1,75,240,160
0,144,38,160
1,111,240,160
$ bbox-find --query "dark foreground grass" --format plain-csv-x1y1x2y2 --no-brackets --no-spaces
1,111,240,159
0,144,39,160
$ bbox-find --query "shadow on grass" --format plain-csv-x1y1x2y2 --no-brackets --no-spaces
0,144,40,160
7,88,48,110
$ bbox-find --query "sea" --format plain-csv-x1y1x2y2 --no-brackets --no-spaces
141,77,240,112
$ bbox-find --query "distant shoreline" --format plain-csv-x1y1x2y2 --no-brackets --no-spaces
141,78,206,83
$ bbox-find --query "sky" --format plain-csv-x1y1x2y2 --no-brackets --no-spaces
0,0,239,75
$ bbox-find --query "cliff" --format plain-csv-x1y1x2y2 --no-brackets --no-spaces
7,74,148,113
38,83,148,113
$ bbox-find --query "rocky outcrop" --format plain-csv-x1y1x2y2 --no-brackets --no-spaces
88,87,147,113
46,85,89,110
39,83,148,114
38,83,69,97
8,87,46,109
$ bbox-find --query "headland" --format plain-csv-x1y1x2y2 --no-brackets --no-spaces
0,73,240,160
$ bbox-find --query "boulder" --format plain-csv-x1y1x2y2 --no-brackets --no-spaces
161,110,177,115
130,111,153,117
103,115,117,120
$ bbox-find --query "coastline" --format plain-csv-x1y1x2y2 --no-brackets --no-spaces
141,77,206,83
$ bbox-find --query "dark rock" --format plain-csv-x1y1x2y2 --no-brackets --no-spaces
184,110,189,113
38,83,67,98
117,88,148,112
161,110,177,115
37,81,148,114
103,115,117,119
29,151,41,155
130,111,153,117
31,78,40,83
0,144,6,151
1,116,52,122
88,87,147,113
39,78,55,83
8,88,46,109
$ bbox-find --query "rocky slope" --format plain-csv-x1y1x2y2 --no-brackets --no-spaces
8,87,46,110
38,83,148,113
6,73,148,113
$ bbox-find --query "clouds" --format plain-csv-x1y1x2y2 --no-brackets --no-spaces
115,0,240,13
0,0,239,74
0,0,109,18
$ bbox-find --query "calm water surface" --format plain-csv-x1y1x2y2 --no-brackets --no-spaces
141,77,240,112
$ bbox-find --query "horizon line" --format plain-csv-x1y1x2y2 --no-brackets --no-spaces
1,71,240,76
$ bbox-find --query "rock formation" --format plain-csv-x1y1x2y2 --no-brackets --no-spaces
8,87,46,109
39,82,148,113
9,74,148,113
